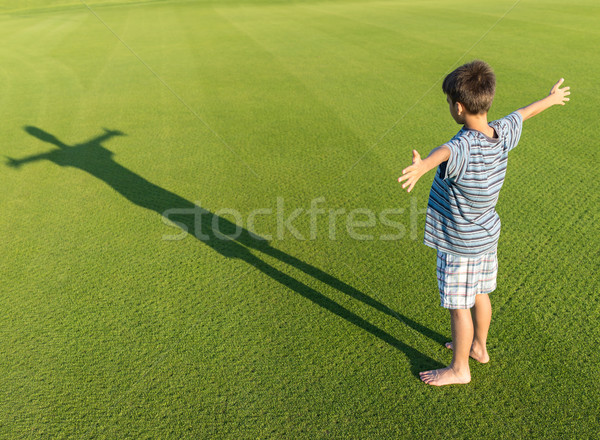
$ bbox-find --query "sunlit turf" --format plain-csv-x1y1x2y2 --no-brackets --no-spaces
1,0,598,438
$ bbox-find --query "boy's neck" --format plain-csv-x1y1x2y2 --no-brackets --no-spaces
463,112,495,138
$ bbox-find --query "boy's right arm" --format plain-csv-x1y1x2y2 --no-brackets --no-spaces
398,146,450,193
517,78,570,121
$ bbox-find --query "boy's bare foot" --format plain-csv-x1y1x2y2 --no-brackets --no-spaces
419,367,471,386
445,342,490,364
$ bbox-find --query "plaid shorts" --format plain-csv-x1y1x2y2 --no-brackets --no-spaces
437,249,498,309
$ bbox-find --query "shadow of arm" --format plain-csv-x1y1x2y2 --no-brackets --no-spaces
86,128,125,146
5,152,54,169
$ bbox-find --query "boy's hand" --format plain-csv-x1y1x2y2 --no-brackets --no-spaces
517,78,571,120
548,78,570,106
398,150,425,193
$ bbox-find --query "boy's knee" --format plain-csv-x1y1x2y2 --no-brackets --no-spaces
449,308,472,319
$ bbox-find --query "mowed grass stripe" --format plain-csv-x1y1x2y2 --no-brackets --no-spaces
168,4,390,191
218,3,446,146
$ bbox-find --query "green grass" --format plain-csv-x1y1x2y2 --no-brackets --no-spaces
1,0,598,438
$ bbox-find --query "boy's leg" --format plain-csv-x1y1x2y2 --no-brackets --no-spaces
470,293,491,362
420,308,472,386
445,294,491,363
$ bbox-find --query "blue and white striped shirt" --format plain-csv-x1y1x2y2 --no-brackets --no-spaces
424,111,523,257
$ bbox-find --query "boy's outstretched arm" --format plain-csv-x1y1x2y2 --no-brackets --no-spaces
398,146,450,193
517,78,570,121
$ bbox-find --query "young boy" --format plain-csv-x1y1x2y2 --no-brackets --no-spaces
398,60,570,386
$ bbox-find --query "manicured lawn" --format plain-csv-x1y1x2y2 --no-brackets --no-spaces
1,0,598,438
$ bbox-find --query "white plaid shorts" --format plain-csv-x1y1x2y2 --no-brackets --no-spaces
436,250,498,309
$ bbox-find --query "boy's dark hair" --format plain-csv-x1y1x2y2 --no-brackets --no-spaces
442,60,496,114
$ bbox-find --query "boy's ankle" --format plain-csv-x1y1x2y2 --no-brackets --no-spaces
471,339,487,352
450,363,470,376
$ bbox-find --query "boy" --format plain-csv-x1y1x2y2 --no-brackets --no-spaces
398,60,570,386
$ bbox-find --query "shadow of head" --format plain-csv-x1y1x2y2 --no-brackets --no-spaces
24,126,65,146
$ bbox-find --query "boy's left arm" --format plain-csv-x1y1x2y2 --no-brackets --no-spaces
517,78,570,121
398,146,450,193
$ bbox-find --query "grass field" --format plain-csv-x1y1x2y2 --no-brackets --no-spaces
1,0,599,438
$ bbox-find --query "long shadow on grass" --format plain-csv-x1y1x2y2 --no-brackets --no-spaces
7,126,446,376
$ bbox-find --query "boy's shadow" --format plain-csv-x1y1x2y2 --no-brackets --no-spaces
7,126,446,376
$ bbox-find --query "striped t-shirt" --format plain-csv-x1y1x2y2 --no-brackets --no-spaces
424,111,523,257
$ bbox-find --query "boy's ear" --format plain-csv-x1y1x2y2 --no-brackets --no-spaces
456,102,465,115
